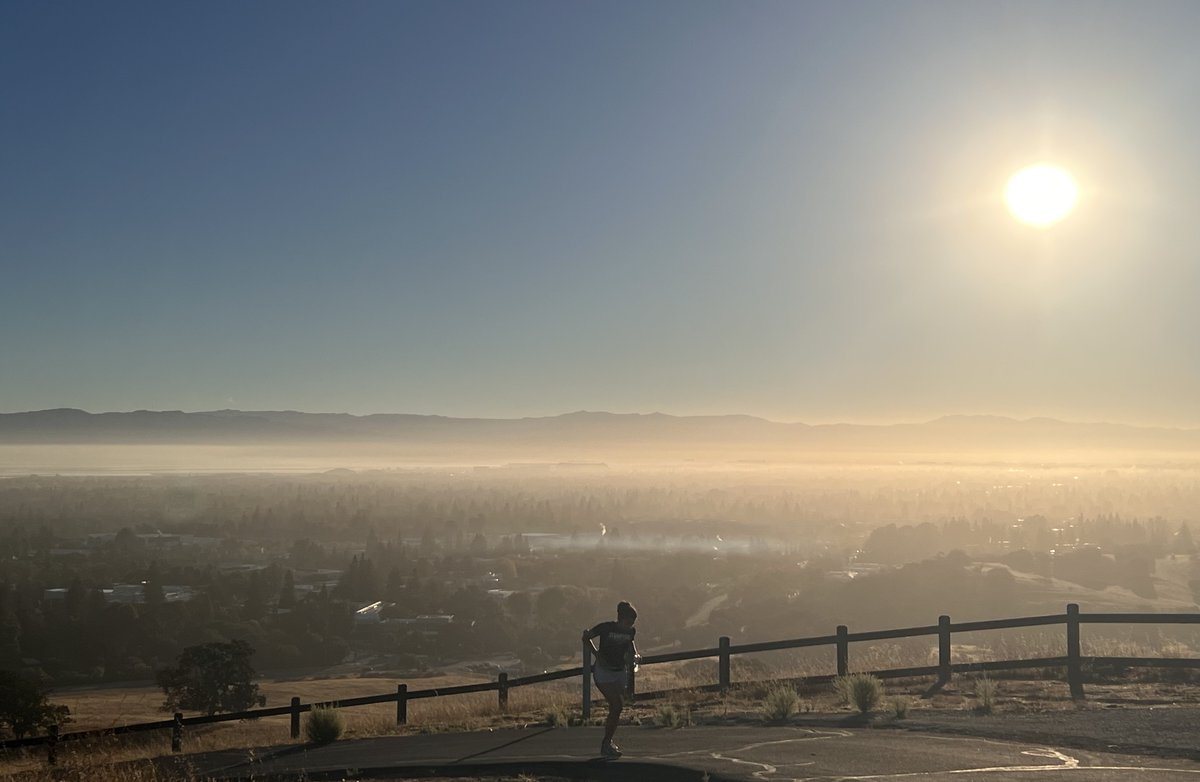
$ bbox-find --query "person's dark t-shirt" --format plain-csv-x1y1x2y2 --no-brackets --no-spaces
590,621,635,671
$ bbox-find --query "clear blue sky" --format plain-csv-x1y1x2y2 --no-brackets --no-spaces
4,1,1199,425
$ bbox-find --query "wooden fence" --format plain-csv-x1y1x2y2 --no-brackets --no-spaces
5,603,1199,764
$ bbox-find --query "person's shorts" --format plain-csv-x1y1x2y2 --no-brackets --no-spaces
593,666,627,686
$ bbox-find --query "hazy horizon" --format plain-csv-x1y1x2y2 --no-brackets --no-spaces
5,406,1200,431
7,408,1200,476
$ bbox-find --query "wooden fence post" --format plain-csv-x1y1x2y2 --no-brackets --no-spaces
836,626,849,676
172,712,183,753
498,672,508,711
627,658,636,697
290,696,301,739
719,636,731,692
396,684,408,725
46,724,58,766
1066,603,1084,700
582,637,593,719
938,615,952,685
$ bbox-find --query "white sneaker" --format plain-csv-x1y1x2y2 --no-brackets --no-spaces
601,742,622,758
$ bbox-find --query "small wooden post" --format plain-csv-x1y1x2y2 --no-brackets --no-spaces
836,626,849,677
498,672,509,711
172,712,183,752
582,637,593,720
290,696,301,739
396,684,408,725
719,636,731,692
938,615,952,685
627,657,636,697
1066,603,1085,700
46,724,58,766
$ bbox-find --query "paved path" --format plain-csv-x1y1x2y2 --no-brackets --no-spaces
183,725,1200,781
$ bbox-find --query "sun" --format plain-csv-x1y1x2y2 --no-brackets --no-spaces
1004,164,1078,227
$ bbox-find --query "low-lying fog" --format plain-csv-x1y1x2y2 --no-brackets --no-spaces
4,441,1198,693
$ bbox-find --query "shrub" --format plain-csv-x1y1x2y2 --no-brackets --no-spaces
833,673,883,714
544,707,568,727
306,707,344,745
655,702,692,728
890,696,909,719
763,684,799,721
0,670,71,738
973,677,997,715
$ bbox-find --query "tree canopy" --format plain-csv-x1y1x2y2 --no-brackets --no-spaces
0,670,70,738
156,640,265,716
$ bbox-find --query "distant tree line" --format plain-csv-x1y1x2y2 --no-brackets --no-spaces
862,516,1197,599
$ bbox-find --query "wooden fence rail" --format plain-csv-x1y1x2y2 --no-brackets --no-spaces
4,603,1199,763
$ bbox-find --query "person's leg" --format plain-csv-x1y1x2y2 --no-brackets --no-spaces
596,680,624,749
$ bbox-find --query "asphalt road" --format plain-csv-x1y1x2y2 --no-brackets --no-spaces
184,725,1200,781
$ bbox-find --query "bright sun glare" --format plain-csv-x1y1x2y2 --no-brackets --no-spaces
1004,164,1078,227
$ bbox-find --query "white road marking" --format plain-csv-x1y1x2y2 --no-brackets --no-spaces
646,730,849,779
647,732,1200,781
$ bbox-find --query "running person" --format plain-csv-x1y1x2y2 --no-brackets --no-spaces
582,601,639,757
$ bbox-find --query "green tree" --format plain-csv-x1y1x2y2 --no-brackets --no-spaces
143,561,166,607
243,571,267,620
290,539,325,569
113,527,142,554
506,591,533,626
0,583,20,668
156,640,265,716
63,577,87,619
279,570,296,610
0,671,71,738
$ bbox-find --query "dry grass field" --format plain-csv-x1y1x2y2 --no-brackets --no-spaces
56,673,492,732
5,664,1200,782
0,671,584,781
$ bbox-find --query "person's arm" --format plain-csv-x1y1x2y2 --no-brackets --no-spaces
581,623,604,644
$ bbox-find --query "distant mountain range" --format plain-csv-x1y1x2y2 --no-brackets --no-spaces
2,409,1199,453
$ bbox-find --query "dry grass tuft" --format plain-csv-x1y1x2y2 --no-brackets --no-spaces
972,677,998,714
762,684,799,721
653,701,692,728
833,673,884,714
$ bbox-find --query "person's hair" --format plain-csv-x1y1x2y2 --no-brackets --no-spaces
616,601,637,622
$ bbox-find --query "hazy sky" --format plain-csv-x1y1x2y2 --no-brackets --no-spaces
4,1,1200,425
